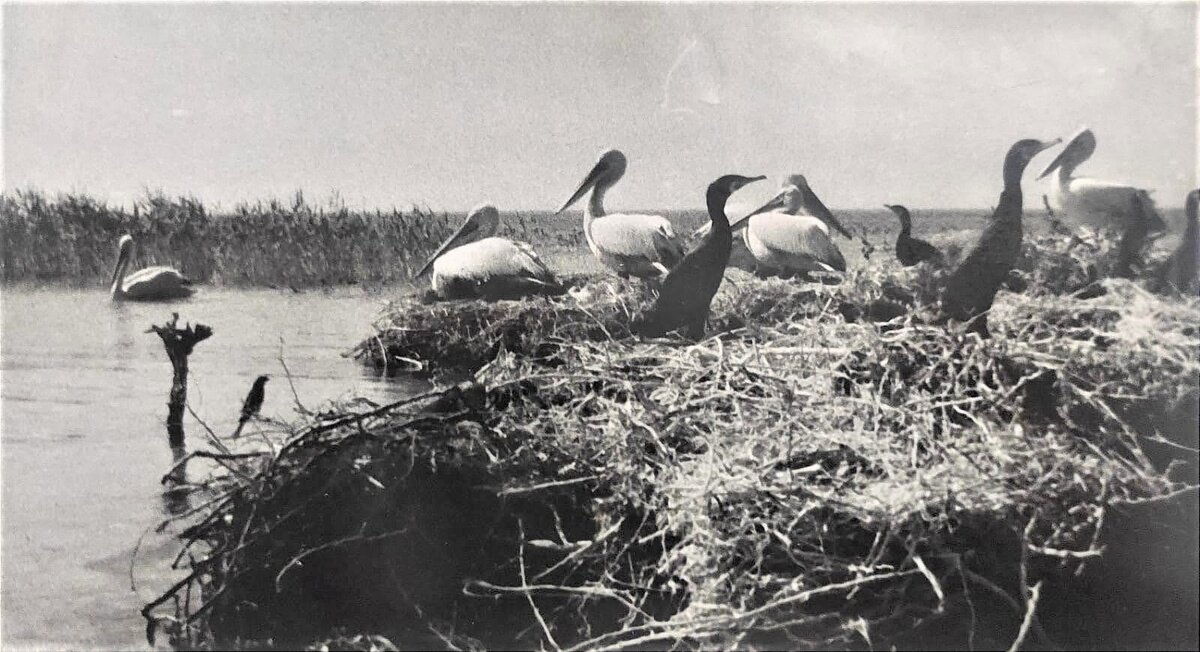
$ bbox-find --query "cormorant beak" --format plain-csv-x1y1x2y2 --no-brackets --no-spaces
413,218,479,278
556,162,606,214
1035,138,1067,180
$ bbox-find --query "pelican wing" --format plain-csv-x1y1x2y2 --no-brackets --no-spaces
433,237,555,283
1060,177,1165,232
590,213,684,267
747,213,846,272
121,266,193,300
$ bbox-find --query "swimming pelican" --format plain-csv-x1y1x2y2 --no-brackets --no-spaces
556,149,686,279
941,138,1061,336
1151,189,1199,295
1038,127,1166,234
634,174,765,339
413,204,563,300
109,234,194,301
884,204,944,267
720,175,853,278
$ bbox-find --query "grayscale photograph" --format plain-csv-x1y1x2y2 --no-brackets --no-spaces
1,1,1197,650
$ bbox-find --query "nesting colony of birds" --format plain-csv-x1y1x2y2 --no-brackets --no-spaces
143,130,1199,650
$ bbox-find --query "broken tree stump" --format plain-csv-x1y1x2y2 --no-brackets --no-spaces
147,313,213,449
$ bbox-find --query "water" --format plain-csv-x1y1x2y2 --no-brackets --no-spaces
1,286,426,650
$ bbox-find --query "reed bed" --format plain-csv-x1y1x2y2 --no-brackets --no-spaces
0,190,480,287
147,240,1197,650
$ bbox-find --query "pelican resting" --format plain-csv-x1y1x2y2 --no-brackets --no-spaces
1039,127,1166,234
413,204,563,300
1151,189,1199,295
885,204,944,267
941,137,1060,337
109,234,194,301
634,174,765,339
697,174,852,278
557,149,685,278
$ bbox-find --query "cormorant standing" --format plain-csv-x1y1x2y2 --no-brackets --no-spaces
885,204,944,267
633,174,766,339
941,138,1060,337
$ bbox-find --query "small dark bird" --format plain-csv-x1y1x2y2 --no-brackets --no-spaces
1151,188,1199,295
941,137,1061,337
633,174,766,339
239,375,270,425
885,204,944,267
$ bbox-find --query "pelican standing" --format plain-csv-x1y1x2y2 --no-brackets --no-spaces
716,175,853,278
1151,189,1199,295
884,204,944,267
413,204,563,301
1038,128,1166,234
556,150,685,278
634,174,765,339
941,138,1061,336
109,234,194,301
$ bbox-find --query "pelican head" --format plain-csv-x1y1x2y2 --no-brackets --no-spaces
1004,137,1061,186
110,234,135,291
556,149,628,214
737,185,804,227
413,203,500,278
1037,128,1093,180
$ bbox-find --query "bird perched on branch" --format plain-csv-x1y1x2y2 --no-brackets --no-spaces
884,204,944,267
941,137,1061,337
633,174,765,339
233,375,269,437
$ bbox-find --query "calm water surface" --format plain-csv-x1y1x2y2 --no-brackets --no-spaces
1,286,425,650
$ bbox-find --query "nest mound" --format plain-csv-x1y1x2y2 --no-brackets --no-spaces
150,259,1198,650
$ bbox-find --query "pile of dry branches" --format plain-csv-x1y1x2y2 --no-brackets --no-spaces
148,250,1198,650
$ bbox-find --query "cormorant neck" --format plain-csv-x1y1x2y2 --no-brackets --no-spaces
706,188,731,231
1002,154,1030,192
898,214,912,237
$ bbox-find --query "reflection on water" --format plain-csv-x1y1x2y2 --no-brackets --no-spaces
1,286,426,650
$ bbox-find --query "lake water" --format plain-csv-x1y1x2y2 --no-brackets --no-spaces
1,286,426,650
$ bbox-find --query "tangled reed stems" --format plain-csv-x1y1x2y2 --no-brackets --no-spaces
147,237,1197,650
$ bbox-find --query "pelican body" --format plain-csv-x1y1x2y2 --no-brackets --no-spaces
1039,128,1166,234
414,204,562,301
1152,189,1199,295
885,204,944,267
557,150,685,278
109,235,194,301
723,175,853,278
941,138,1060,336
634,174,765,339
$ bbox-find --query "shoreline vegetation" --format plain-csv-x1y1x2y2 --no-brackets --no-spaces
13,189,1188,292
135,212,1198,650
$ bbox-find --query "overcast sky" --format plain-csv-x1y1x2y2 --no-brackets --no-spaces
3,1,1196,211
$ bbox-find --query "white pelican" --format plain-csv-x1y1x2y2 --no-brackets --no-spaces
556,149,685,279
109,234,194,301
705,175,853,278
413,204,562,300
1038,127,1166,234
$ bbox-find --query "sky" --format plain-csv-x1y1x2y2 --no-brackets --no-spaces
2,1,1196,212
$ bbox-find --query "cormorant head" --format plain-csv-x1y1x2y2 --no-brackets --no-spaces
708,174,766,204
1004,138,1061,185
